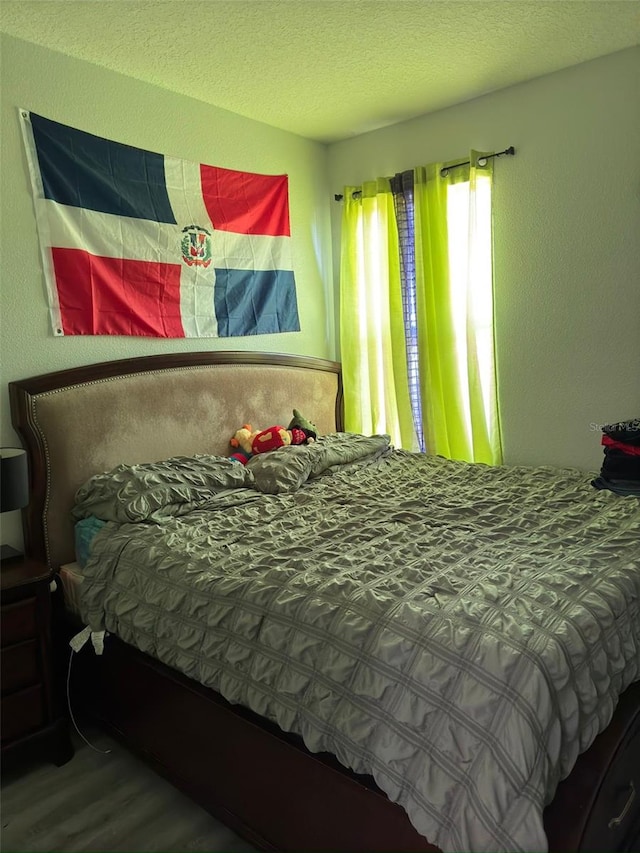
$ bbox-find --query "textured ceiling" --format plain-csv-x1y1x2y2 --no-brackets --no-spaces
1,1,638,143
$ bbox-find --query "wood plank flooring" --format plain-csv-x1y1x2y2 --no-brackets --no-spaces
1,729,257,852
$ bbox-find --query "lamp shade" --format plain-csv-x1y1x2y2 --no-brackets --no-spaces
1,448,29,513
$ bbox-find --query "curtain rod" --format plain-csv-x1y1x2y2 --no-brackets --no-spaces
440,145,515,177
334,146,516,201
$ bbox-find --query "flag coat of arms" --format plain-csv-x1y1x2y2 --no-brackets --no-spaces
20,110,300,337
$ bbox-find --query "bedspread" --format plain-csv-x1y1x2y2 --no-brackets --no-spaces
76,440,640,852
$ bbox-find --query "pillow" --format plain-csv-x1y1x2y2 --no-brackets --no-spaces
74,516,107,567
247,432,391,494
247,445,314,494
73,454,255,523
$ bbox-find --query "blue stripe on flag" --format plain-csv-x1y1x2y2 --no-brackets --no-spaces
214,269,300,336
30,113,176,224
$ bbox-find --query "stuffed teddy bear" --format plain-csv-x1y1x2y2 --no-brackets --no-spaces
229,424,258,465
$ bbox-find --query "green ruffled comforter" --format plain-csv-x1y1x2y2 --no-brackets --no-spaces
74,436,640,853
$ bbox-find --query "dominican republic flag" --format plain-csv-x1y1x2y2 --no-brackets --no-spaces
20,110,300,337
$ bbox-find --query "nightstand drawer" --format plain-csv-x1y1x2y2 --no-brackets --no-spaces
1,684,44,742
1,597,37,646
1,558,73,768
1,640,39,694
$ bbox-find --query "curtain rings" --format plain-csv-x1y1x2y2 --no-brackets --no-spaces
439,146,514,178
441,156,486,177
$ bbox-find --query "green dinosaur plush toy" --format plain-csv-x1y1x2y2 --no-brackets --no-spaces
287,409,318,443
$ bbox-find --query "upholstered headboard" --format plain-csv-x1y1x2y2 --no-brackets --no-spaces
9,351,343,568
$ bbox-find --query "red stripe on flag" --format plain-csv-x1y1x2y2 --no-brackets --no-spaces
51,248,185,337
200,165,291,237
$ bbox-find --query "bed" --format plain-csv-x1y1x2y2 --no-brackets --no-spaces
8,350,640,853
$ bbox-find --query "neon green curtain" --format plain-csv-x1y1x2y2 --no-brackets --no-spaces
339,180,417,449
414,153,502,464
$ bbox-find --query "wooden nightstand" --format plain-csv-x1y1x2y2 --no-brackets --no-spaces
1,557,73,769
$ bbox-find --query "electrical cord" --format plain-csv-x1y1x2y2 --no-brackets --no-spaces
66,646,111,755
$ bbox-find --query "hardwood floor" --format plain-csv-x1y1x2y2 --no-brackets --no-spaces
1,729,257,852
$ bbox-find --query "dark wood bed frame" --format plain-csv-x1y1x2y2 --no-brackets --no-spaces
9,350,640,853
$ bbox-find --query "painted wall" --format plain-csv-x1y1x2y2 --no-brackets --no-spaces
2,38,639,551
0,34,334,550
328,47,640,471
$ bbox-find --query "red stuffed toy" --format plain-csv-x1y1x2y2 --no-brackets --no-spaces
251,426,307,455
